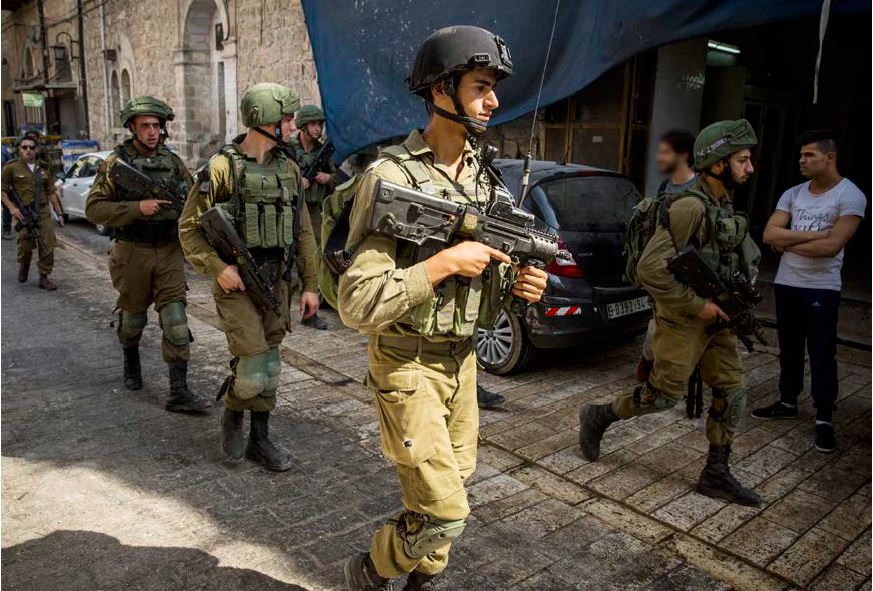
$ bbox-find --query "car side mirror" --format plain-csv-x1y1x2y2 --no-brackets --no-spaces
55,172,66,181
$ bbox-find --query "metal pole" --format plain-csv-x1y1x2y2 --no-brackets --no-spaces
77,0,90,136
37,0,49,86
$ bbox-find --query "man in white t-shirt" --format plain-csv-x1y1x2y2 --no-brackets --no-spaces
751,131,866,453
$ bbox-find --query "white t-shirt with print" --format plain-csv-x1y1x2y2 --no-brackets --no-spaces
774,178,867,291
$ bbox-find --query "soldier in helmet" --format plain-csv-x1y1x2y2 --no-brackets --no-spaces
339,27,548,590
86,97,211,413
287,104,336,330
1,134,64,289
178,83,320,472
579,119,763,507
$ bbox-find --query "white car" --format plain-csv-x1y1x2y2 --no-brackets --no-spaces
55,150,113,235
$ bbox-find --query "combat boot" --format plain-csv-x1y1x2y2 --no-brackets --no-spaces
38,275,57,290
123,346,143,391
302,312,328,330
696,445,762,506
221,408,246,462
344,552,394,591
476,384,505,408
165,362,212,413
17,262,29,283
404,570,437,591
578,403,619,461
246,411,292,471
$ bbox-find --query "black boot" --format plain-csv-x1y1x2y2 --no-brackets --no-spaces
302,312,328,330
344,552,394,591
123,346,143,391
165,362,212,412
578,403,619,461
17,261,29,283
696,445,762,506
221,408,246,462
476,384,505,408
404,570,437,591
246,411,292,471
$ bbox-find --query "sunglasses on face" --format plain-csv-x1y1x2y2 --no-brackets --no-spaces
20,145,36,151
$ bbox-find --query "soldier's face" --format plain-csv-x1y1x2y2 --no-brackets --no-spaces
279,115,296,140
303,121,323,140
432,68,499,129
18,142,37,162
726,149,754,184
132,115,162,150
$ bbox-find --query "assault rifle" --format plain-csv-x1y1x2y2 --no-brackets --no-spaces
109,159,188,211
666,244,766,352
200,207,281,313
6,188,45,249
301,141,335,184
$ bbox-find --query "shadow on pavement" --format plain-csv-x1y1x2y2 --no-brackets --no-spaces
2,530,306,591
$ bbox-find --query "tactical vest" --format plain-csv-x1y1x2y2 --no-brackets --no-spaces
681,188,761,286
112,141,188,243
377,145,511,339
216,145,298,262
293,136,328,205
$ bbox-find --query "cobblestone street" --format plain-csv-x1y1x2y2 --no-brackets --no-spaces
2,221,870,590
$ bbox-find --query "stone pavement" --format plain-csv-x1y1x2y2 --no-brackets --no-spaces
2,221,870,590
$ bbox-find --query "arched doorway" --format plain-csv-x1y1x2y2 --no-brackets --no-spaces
178,0,231,165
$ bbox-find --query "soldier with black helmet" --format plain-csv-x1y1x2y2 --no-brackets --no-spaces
339,26,547,590
579,119,764,507
86,96,211,413
178,83,320,472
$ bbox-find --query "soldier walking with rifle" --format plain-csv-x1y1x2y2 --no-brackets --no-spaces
288,104,335,330
178,83,320,472
1,135,64,290
336,27,548,590
86,96,211,413
580,120,765,507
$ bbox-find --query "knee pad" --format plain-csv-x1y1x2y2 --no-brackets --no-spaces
399,513,466,560
233,352,269,400
723,387,746,427
264,347,281,391
118,310,147,342
633,382,679,416
159,301,190,347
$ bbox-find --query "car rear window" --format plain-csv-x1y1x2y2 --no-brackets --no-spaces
524,175,640,232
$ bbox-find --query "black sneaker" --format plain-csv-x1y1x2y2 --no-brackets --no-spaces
815,423,837,453
750,401,798,420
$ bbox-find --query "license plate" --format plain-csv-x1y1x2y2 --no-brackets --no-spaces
607,296,651,320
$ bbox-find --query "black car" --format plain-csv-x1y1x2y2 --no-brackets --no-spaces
475,159,651,374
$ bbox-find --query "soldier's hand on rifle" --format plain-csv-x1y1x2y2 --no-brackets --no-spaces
698,299,730,322
300,291,319,319
9,206,23,221
138,199,172,216
314,172,332,185
301,178,311,190
217,264,246,294
426,241,512,284
512,266,548,303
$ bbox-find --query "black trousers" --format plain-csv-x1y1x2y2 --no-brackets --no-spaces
2,202,10,231
775,284,840,422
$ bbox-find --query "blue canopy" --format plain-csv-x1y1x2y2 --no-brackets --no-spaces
301,0,868,161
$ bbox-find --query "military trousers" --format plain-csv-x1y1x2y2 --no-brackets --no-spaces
108,239,189,362
612,310,745,446
212,277,290,412
366,334,478,578
16,210,55,275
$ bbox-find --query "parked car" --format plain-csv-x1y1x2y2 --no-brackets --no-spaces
55,151,113,235
475,159,651,374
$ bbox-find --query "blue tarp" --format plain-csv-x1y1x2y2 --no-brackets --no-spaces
301,0,869,161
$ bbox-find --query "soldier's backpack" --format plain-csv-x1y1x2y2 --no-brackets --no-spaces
317,146,433,309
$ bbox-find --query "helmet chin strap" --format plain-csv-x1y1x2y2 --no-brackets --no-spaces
427,76,488,136
252,125,289,147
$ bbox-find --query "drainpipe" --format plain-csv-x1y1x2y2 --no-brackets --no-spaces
77,0,90,136
37,0,49,86
100,0,109,143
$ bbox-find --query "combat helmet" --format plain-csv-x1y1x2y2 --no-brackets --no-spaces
295,104,325,128
120,96,175,128
241,83,300,128
694,119,757,171
409,25,513,134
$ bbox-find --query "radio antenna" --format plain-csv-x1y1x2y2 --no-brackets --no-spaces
518,0,561,206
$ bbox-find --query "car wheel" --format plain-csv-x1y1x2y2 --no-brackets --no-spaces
95,223,111,236
476,309,536,375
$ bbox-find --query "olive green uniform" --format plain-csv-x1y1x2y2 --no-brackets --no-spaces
1,159,57,275
86,139,194,363
611,177,760,445
338,130,512,578
289,132,337,248
178,140,318,412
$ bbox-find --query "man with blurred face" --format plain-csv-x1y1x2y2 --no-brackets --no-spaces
752,131,865,453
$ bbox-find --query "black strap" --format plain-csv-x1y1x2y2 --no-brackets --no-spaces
32,166,42,213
